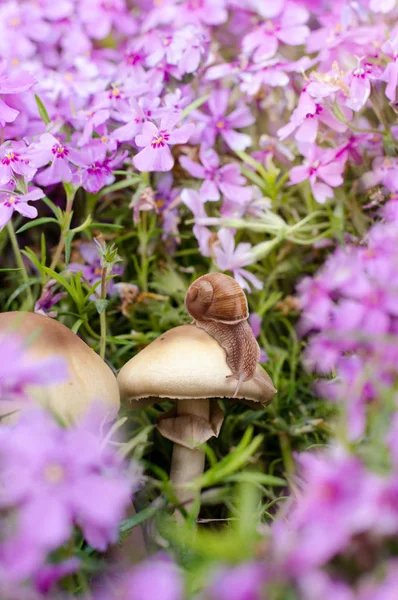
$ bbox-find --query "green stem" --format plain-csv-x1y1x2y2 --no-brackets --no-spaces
7,221,33,308
99,268,107,360
279,432,295,476
139,210,148,293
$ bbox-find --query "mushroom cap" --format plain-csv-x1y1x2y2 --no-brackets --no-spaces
0,311,120,424
117,324,276,408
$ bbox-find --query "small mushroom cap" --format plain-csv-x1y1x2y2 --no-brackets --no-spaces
118,324,276,408
0,311,120,424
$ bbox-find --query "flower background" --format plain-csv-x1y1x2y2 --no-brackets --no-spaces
1,0,398,598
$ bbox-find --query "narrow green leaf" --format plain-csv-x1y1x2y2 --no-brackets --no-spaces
41,196,60,217
5,278,41,309
34,94,51,124
64,231,75,265
16,217,59,234
181,94,210,119
99,176,141,197
89,222,123,230
0,267,22,272
119,503,162,534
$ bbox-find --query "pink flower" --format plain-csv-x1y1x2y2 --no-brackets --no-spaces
213,228,263,291
27,133,87,186
0,186,44,230
181,188,213,256
0,330,67,404
0,64,35,126
195,89,254,151
290,145,346,204
0,408,136,582
345,63,375,112
242,2,309,62
0,141,36,185
179,0,228,26
133,113,195,172
369,0,396,13
381,35,398,102
278,89,346,143
180,146,251,202
94,555,184,600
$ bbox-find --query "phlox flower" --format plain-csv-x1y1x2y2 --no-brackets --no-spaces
0,329,67,404
79,0,137,40
0,64,36,126
0,141,36,185
381,34,398,102
195,89,254,151
34,279,67,318
369,0,396,13
181,188,213,257
289,145,347,204
0,2,50,60
0,186,44,230
345,63,376,112
79,142,117,194
278,89,346,143
213,228,263,291
206,563,267,600
178,0,228,26
27,133,87,186
133,113,195,172
242,2,309,63
180,146,251,203
362,156,398,193
0,408,135,582
94,555,184,600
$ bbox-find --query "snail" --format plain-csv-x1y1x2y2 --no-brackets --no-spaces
185,273,272,397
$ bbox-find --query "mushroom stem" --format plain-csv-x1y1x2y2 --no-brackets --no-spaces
169,398,210,513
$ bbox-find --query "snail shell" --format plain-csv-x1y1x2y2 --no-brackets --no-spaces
195,319,260,386
185,273,249,324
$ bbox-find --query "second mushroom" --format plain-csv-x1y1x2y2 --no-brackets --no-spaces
117,273,276,510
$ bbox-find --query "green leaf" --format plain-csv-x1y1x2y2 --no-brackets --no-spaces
41,196,60,217
64,231,74,265
0,267,22,272
119,503,163,534
94,298,108,314
35,94,51,124
89,222,124,230
181,94,210,119
5,278,41,309
16,217,59,234
99,176,141,197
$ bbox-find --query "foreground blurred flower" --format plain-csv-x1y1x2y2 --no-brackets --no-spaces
0,64,35,126
0,408,137,583
0,330,66,403
94,554,184,600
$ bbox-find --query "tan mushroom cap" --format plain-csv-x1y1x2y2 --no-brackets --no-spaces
0,311,120,424
118,324,276,408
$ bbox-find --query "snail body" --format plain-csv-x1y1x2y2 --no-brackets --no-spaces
186,273,264,397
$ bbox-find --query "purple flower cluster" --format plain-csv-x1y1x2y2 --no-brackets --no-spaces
0,408,135,588
2,0,397,288
298,198,398,438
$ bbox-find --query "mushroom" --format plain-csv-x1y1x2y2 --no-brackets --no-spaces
0,311,120,424
117,324,276,510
